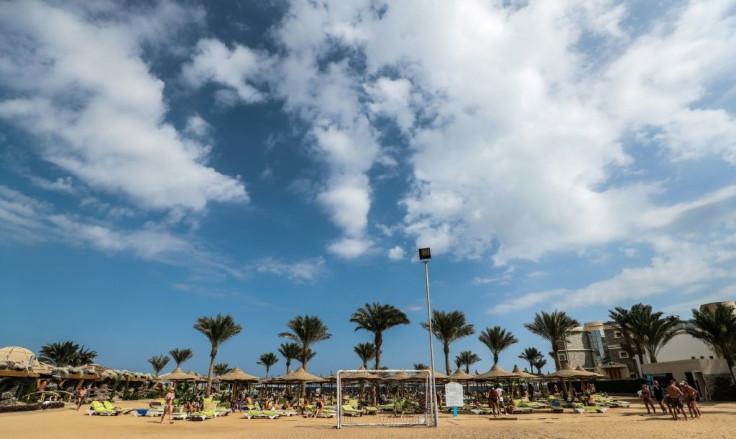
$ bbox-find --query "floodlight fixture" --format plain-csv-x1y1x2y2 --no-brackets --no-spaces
418,247,432,261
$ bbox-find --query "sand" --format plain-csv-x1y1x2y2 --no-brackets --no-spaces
1,397,734,439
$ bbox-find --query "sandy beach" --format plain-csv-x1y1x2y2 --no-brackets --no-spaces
1,397,734,439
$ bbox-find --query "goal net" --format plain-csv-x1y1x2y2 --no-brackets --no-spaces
335,369,437,428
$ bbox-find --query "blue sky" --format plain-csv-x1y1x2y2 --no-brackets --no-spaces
1,0,736,378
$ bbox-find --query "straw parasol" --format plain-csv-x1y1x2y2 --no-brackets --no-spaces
424,367,449,382
217,367,259,383
385,370,413,381
575,366,604,379
449,367,474,381
275,366,322,383
159,366,197,381
512,365,539,380
342,367,381,381
478,364,520,380
547,363,588,379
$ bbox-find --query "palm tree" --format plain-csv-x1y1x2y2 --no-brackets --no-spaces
147,355,169,377
478,326,519,365
350,303,410,370
193,314,243,396
533,357,547,374
353,342,377,368
608,304,647,370
39,341,97,366
687,304,736,381
212,363,233,377
278,342,302,374
421,310,475,375
642,314,681,363
523,310,579,370
518,347,544,372
413,363,429,370
213,363,232,376
257,352,279,378
278,314,331,370
169,348,193,368
454,350,481,374
610,303,681,368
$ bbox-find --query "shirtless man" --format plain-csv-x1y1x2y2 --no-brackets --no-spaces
680,382,701,419
666,380,687,421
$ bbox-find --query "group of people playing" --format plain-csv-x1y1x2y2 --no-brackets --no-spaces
640,380,702,420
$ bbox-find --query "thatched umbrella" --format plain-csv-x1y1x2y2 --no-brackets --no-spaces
218,367,259,383
275,366,322,397
217,367,259,401
449,367,474,381
512,365,539,380
478,364,520,381
342,367,381,381
159,366,197,382
547,363,590,397
386,370,413,381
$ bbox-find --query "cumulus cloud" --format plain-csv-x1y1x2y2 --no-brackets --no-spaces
181,38,273,103
0,1,247,212
388,246,405,261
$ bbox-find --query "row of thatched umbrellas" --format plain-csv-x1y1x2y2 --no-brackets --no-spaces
160,362,603,385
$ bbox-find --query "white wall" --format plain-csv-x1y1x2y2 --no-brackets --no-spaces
656,333,716,362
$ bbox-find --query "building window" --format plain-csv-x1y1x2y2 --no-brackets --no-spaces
691,356,696,359
559,353,567,362
709,356,714,359
619,352,629,359
614,331,623,338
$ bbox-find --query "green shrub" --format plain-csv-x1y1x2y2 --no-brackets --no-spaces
594,379,644,394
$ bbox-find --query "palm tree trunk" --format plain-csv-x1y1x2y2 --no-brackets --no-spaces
206,349,216,397
374,332,383,370
444,344,451,376
726,356,736,382
493,353,499,365
552,346,561,370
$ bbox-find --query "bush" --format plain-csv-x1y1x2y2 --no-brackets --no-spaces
710,377,736,401
0,403,40,413
594,379,645,395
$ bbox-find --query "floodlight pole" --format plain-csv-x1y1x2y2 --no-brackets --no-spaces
422,258,439,427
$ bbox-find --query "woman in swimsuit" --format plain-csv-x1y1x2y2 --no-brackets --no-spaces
160,387,175,424
640,384,656,414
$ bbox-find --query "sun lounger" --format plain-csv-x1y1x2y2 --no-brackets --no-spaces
88,401,116,416
243,402,280,419
550,400,564,413
341,404,364,417
102,401,133,415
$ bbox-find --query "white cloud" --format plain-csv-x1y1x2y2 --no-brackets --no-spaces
0,185,242,276
387,246,405,261
0,1,247,212
254,257,326,282
29,176,75,194
181,38,272,103
489,241,732,314
327,237,373,259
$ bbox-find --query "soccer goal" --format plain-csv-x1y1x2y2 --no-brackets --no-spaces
335,369,437,428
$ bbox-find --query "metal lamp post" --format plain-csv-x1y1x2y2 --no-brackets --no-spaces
418,247,439,427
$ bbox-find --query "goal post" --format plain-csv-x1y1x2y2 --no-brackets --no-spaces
336,369,437,428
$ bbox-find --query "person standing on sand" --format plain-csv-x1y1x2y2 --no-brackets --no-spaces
680,382,701,419
488,387,500,418
640,383,656,414
666,380,687,421
652,380,666,413
75,386,87,411
160,387,175,424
